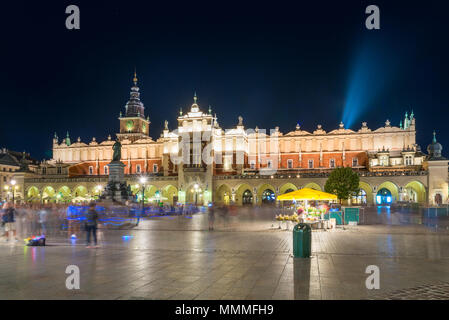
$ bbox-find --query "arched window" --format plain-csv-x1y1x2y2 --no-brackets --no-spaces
376,188,392,204
262,189,275,204
242,190,253,205
352,189,367,205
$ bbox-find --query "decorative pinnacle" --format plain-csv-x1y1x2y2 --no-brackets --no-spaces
179,107,183,116
433,130,437,143
193,91,197,104
208,105,212,114
133,68,138,86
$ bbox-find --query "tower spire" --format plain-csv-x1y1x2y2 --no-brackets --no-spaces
433,130,437,143
124,69,145,118
193,91,198,104
65,131,71,146
133,68,138,86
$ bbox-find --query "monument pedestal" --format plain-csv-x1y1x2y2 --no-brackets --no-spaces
108,161,126,182
100,161,132,203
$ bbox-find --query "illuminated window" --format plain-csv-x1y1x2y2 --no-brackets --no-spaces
380,156,389,166
329,159,335,168
136,164,141,174
224,156,232,171
104,166,108,175
352,189,367,205
153,164,158,173
352,158,358,167
88,166,93,175
287,159,293,169
308,159,314,169
405,156,413,166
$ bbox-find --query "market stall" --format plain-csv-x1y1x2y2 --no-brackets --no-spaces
276,188,338,229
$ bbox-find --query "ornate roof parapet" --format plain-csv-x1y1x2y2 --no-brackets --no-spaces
89,137,98,146
313,124,326,135
358,121,371,133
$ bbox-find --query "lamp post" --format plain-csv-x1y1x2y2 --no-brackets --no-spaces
95,185,103,200
10,179,16,204
139,176,147,210
192,183,202,206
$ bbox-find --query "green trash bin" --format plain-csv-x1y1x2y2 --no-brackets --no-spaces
293,223,311,258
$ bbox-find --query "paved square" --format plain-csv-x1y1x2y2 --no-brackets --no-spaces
1,210,449,300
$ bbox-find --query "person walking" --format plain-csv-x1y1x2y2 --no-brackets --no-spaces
208,203,215,231
37,206,48,236
85,202,99,248
3,202,18,242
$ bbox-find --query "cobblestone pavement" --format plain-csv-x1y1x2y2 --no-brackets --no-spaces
1,210,449,300
369,282,449,300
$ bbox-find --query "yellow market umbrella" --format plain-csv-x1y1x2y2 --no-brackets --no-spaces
277,188,337,201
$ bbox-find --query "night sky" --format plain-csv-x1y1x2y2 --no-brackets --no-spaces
1,0,448,160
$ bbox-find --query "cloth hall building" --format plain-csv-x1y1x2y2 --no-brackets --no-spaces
15,75,449,206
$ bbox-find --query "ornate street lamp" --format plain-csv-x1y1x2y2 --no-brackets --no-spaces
139,176,147,207
138,176,147,226
192,183,202,206
10,179,16,204
95,185,103,199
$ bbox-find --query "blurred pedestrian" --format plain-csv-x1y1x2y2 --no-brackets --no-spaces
85,202,99,248
208,203,215,231
37,205,48,236
2,202,18,242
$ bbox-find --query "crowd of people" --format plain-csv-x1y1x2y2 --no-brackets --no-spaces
0,201,208,247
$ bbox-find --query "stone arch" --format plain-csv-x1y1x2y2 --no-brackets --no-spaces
257,183,276,205
377,181,399,203
57,186,72,201
357,181,373,205
185,183,204,204
404,180,426,204
279,182,298,195
144,185,158,198
215,184,232,205
27,186,40,201
302,182,322,191
42,186,55,200
73,185,88,198
235,183,254,205
90,185,104,198
162,185,178,205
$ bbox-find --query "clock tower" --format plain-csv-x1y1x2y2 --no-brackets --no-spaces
117,71,151,142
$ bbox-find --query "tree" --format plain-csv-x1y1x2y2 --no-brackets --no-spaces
324,167,360,203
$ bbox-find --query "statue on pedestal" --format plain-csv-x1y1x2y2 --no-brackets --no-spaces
112,139,122,161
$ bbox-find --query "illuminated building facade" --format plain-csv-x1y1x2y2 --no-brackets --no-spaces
18,75,448,206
